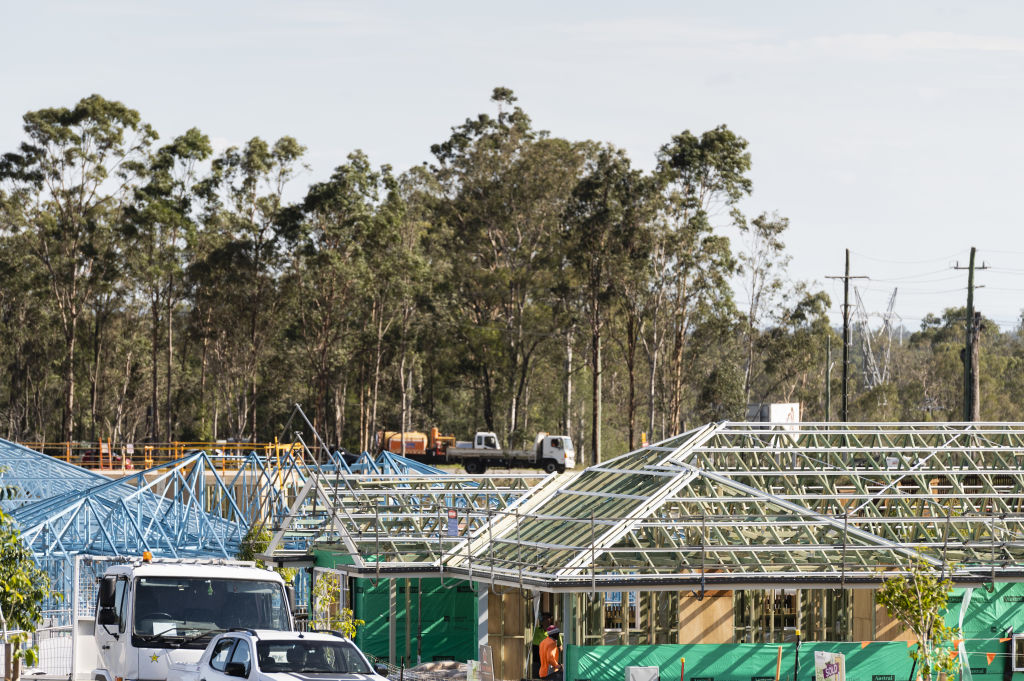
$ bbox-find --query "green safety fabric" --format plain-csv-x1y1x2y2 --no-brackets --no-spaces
565,579,1024,681
352,577,479,663
566,642,916,681
943,584,1019,681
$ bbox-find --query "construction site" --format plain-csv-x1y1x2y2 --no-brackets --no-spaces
7,416,1024,681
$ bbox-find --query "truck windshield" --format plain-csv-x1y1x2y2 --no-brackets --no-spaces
133,577,289,646
257,640,371,674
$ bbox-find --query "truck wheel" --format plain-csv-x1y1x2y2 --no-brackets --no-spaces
542,459,558,474
465,460,486,474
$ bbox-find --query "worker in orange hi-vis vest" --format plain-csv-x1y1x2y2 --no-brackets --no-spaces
538,625,562,681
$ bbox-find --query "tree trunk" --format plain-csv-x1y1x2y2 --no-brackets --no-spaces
250,376,257,441
112,351,133,444
90,305,103,442
647,344,658,442
150,289,160,441
62,315,78,443
481,365,495,433
591,307,602,467
199,334,209,438
670,326,686,433
334,378,345,447
399,352,408,449
370,306,384,448
166,287,174,439
563,327,574,439
358,362,367,451
6,643,21,681
625,315,639,450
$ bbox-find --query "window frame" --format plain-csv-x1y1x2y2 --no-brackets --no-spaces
1012,634,1024,672
209,637,239,672
228,638,252,676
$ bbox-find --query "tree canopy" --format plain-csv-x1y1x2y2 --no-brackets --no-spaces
0,90,1015,461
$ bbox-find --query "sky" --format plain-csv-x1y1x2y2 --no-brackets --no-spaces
2,0,1023,331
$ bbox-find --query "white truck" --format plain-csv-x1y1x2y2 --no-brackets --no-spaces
444,431,576,474
70,557,294,681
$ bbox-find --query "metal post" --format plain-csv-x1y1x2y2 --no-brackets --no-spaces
842,250,850,422
389,579,397,664
964,247,976,421
590,511,596,593
825,335,832,422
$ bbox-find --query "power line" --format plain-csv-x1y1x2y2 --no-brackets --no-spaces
850,250,967,265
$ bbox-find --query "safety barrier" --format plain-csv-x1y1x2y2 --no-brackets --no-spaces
18,440,306,471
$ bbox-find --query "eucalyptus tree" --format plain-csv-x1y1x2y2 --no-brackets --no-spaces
738,211,832,413
655,125,749,432
0,95,156,441
563,145,657,465
192,136,306,439
390,166,436,445
431,88,583,443
285,150,399,446
0,227,58,439
125,128,212,440
738,212,788,404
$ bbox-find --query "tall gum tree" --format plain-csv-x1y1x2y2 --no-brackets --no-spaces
0,95,156,441
431,87,582,444
125,128,212,440
738,211,831,412
286,151,376,443
655,125,749,432
563,145,656,465
194,136,306,439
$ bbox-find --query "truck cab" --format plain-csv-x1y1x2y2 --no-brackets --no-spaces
91,559,293,681
474,432,499,449
534,434,575,473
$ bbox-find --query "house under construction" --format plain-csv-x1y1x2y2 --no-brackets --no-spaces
264,421,1024,680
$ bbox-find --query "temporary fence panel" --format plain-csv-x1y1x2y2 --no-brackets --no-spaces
13,555,125,680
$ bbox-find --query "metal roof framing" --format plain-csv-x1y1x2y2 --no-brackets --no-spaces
289,422,1024,591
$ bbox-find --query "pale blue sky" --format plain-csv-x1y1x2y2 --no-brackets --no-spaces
2,1,1023,330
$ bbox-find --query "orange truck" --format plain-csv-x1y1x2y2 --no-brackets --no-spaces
376,427,455,461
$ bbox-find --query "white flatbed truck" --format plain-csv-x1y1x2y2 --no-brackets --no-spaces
444,431,576,474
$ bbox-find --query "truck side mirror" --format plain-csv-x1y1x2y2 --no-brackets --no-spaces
286,584,296,612
225,662,249,678
374,663,390,677
97,608,118,626
98,576,117,608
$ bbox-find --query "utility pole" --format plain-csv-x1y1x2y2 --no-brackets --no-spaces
825,334,832,421
954,247,988,421
826,250,868,422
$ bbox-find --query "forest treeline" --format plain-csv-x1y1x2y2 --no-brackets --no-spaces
0,89,1020,464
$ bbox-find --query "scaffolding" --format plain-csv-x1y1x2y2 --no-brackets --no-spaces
293,422,1024,591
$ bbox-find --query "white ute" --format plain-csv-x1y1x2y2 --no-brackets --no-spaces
165,630,388,681
88,557,294,681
